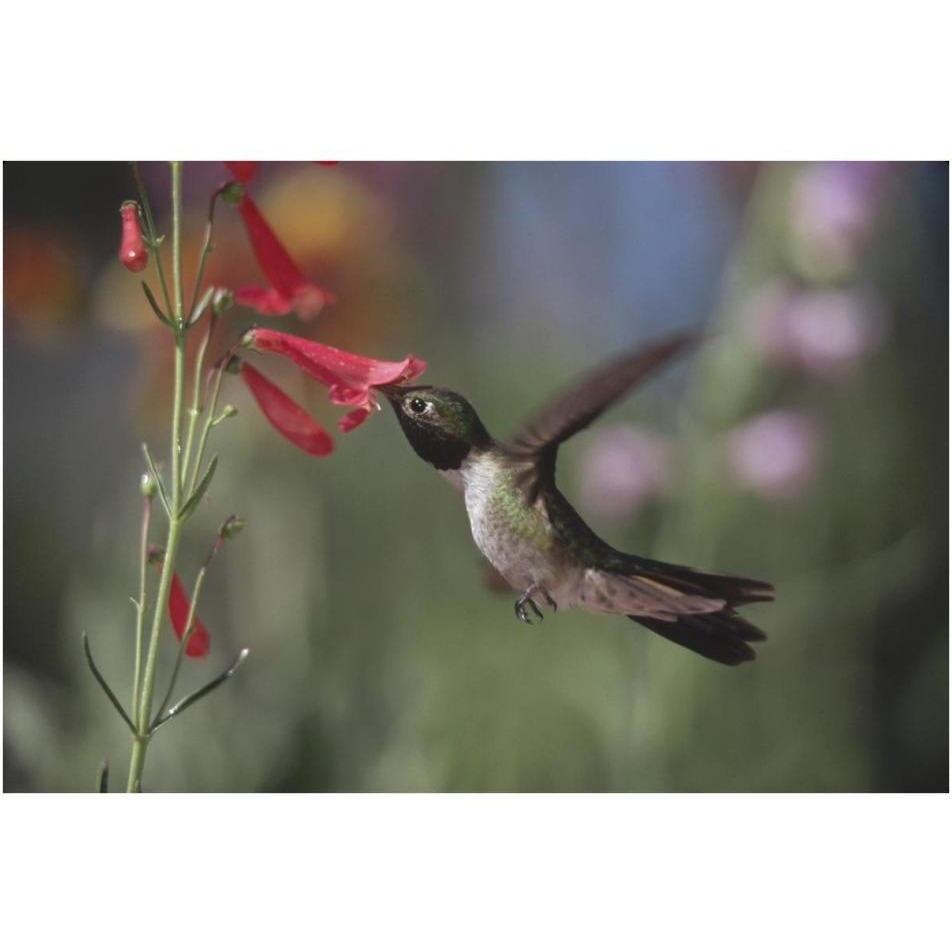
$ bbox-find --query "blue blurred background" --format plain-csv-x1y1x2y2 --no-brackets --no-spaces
3,161,948,791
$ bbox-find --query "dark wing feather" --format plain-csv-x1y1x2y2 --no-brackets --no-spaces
507,331,699,501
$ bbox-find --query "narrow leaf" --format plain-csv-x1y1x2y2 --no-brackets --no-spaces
179,454,218,520
141,443,172,517
141,281,173,326
97,760,109,793
188,285,216,327
82,633,136,734
151,648,249,733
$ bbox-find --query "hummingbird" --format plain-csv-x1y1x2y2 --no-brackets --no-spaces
379,332,773,665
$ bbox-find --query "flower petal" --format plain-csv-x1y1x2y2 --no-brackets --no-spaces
241,363,334,456
246,328,426,401
236,194,334,319
234,286,295,317
338,407,371,432
167,570,211,659
226,161,258,184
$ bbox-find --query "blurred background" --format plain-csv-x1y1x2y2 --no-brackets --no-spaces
3,161,948,792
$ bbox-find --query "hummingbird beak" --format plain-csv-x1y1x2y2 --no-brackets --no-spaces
375,383,405,402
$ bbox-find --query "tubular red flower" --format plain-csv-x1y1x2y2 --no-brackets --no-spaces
241,362,334,455
118,202,148,273
233,193,336,320
243,327,426,431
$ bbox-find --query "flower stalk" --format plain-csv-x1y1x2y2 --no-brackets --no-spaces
87,160,427,792
120,162,246,793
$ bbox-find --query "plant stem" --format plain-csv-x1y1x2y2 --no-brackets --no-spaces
188,363,225,494
181,314,217,491
132,162,174,319
125,162,187,793
131,494,153,718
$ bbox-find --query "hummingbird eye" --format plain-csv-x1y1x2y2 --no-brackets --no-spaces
408,397,428,414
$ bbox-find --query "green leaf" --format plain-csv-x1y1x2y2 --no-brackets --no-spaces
82,633,136,735
152,649,249,733
179,455,218,521
97,760,109,793
141,281,172,326
141,443,172,518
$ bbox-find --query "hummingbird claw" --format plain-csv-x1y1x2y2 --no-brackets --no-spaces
514,589,548,624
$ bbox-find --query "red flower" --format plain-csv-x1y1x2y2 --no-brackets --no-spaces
232,191,336,321
226,161,258,184
243,328,426,432
241,362,334,455
118,201,148,273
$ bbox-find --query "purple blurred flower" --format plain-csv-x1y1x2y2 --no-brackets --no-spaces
747,283,884,378
726,410,821,499
579,425,672,517
790,162,887,278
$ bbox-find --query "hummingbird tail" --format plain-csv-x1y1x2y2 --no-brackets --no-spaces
630,609,767,666
624,557,775,607
612,558,772,665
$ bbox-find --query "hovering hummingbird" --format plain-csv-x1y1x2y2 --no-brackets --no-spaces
379,332,773,665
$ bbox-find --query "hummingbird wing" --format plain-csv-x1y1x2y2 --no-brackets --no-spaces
506,330,699,502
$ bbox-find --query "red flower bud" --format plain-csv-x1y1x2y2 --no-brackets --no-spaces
241,363,334,456
119,201,148,273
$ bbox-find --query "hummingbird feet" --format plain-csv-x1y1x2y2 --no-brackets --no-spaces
514,585,558,624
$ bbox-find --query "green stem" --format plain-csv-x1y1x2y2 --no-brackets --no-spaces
171,161,185,327
126,737,147,793
132,163,174,319
125,162,187,794
187,185,225,318
188,363,225,495
181,314,217,492
131,494,153,718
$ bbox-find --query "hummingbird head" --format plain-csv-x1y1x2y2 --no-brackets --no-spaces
378,384,493,470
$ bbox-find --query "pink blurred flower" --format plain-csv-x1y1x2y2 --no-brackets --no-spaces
726,410,820,500
579,425,672,517
747,283,884,378
790,162,887,277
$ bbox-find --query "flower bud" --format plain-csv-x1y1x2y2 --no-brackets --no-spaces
119,201,148,273
212,288,234,316
140,472,157,498
220,405,238,419
220,516,247,539
221,182,245,206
